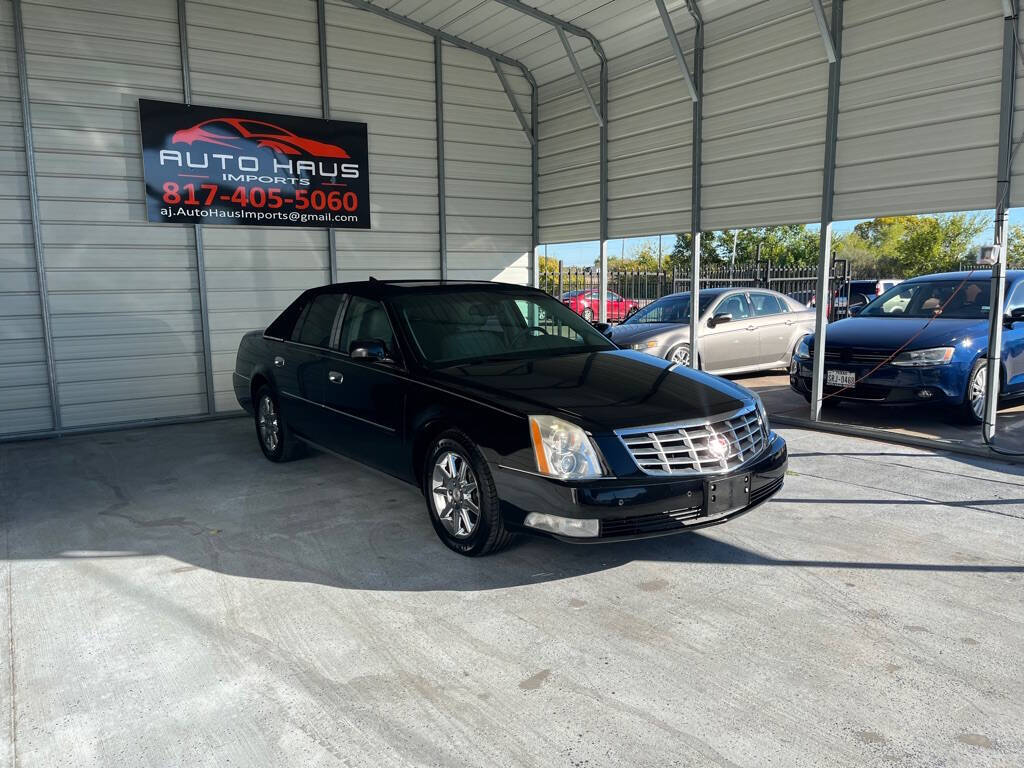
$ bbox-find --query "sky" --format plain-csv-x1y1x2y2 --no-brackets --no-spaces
540,209,1024,267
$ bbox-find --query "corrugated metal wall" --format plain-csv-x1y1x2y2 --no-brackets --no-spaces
442,43,532,283
834,0,1003,219
21,0,207,429
0,0,53,436
325,0,440,284
700,0,829,230
186,0,329,413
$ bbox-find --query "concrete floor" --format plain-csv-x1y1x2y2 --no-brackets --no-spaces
2,418,1023,768
742,372,1024,456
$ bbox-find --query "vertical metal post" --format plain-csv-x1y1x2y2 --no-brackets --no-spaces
810,0,843,421
435,36,447,280
177,0,216,415
598,55,609,323
687,1,703,369
529,71,540,288
317,0,338,283
984,0,1018,441
13,0,61,431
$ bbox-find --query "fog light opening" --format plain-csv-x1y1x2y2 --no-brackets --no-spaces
916,388,935,399
524,513,599,538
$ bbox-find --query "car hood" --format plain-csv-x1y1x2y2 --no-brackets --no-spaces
428,349,750,432
816,316,986,350
606,323,684,346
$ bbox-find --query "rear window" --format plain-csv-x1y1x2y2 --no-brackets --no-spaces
295,293,344,348
265,293,308,339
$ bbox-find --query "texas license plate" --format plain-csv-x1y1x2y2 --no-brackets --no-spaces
827,369,856,387
703,474,750,517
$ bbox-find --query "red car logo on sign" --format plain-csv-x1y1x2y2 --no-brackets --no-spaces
171,117,350,158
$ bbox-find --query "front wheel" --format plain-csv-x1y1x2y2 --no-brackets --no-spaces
582,307,595,322
666,343,693,367
423,430,512,556
958,359,988,424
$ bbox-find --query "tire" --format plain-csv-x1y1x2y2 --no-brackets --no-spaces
957,358,988,425
423,430,513,557
254,385,301,462
582,307,595,322
666,343,695,368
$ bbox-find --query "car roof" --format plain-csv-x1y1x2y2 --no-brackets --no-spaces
901,270,1024,284
307,279,550,300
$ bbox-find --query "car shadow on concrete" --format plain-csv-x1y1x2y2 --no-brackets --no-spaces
4,418,1023,593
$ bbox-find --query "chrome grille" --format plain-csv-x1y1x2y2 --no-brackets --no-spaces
616,406,767,476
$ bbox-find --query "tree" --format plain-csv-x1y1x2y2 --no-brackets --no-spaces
667,232,719,270
839,213,987,277
1008,223,1024,267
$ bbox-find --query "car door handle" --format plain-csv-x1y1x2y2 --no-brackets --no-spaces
273,356,285,368
328,370,344,384
745,325,756,332
785,319,795,326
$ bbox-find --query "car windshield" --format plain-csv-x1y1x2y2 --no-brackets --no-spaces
621,292,717,325
390,290,616,367
860,279,992,319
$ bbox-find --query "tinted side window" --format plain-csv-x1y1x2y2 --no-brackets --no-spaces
338,297,395,355
295,293,344,348
716,294,751,320
750,292,783,316
1007,280,1024,313
265,294,308,340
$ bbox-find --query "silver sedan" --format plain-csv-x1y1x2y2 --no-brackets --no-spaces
606,287,816,375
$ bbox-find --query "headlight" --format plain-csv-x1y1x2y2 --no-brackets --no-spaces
631,340,659,351
794,334,812,359
891,347,955,367
753,394,770,433
528,415,604,479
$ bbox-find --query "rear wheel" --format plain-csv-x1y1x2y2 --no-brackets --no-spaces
423,430,512,556
254,385,300,462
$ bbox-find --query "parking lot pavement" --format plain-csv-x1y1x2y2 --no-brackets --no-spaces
2,419,1023,768
742,372,1024,456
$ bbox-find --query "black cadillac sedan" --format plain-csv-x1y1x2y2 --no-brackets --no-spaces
233,280,787,556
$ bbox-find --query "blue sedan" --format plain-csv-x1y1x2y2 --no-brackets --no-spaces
790,270,1024,423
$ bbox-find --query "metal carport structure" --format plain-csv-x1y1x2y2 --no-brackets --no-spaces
1,0,1019,442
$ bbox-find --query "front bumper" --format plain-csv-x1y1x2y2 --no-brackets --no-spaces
494,433,787,542
789,357,967,404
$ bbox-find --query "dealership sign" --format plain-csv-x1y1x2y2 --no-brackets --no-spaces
138,99,370,228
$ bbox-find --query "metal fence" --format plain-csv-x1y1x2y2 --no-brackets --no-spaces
541,260,849,322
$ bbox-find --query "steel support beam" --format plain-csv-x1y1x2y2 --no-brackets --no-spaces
491,58,535,146
435,37,448,281
686,0,703,369
175,0,217,416
810,0,843,420
598,54,609,323
984,0,1018,442
809,0,837,64
490,0,603,54
12,0,61,432
556,27,604,128
530,74,540,288
655,0,698,102
317,0,338,284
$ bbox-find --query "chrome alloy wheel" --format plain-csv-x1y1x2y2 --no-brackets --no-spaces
970,364,987,421
669,344,690,366
258,393,280,453
430,451,480,539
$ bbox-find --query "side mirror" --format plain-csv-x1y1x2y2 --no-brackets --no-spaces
349,339,389,361
709,312,732,328
592,321,612,337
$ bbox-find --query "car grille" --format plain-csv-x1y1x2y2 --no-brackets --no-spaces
824,348,891,365
616,406,767,476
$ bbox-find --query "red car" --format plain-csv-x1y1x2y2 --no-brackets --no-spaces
561,289,639,322
172,117,350,158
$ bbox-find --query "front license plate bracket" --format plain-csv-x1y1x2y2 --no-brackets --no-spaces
703,474,751,517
